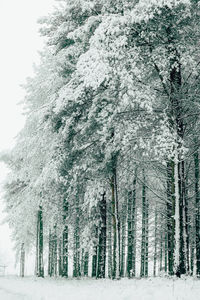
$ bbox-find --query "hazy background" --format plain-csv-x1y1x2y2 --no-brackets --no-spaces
0,0,56,275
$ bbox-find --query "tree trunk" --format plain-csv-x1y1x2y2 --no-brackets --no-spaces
84,251,89,277
73,197,80,278
107,199,112,279
111,170,120,279
153,209,158,277
92,227,98,278
145,196,149,277
164,228,168,274
174,152,180,276
140,172,146,278
166,26,186,276
62,200,68,277
58,238,62,276
159,229,163,273
48,230,53,276
194,148,200,276
127,176,136,278
36,205,44,277
97,192,107,278
53,228,58,276
120,202,126,278
167,161,175,275
20,243,25,278
48,227,57,277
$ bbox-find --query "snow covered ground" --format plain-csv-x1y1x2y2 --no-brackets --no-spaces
0,276,199,300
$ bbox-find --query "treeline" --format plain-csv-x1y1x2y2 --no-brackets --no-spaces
2,0,200,279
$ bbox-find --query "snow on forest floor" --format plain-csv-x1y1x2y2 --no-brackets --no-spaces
0,276,199,300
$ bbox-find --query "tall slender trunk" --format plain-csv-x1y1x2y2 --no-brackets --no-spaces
132,178,137,277
194,147,200,276
48,230,52,276
127,176,136,278
133,206,137,277
111,169,120,279
120,202,126,278
184,165,190,274
111,175,117,279
20,243,25,277
179,159,187,275
167,161,175,275
48,226,58,277
160,229,163,273
166,26,186,276
140,172,146,278
97,192,107,278
81,249,84,276
62,200,68,277
84,251,89,277
107,199,112,278
73,197,80,278
58,238,62,276
53,227,58,276
164,209,168,273
92,226,98,277
174,151,180,276
36,205,44,277
189,214,195,276
153,209,158,277
127,190,133,278
145,196,149,277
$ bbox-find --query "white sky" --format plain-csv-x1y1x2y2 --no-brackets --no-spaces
0,0,56,274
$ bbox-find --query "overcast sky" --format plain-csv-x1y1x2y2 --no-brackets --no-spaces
0,0,56,274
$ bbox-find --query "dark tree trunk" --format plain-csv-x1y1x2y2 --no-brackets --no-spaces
97,192,107,278
165,25,186,276
36,205,44,277
166,161,175,275
194,148,200,276
62,200,68,278
92,227,98,278
140,172,146,278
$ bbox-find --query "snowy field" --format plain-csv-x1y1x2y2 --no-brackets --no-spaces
0,276,199,300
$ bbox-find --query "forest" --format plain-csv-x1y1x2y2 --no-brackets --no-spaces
1,0,200,280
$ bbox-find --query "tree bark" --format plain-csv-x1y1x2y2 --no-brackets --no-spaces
20,243,25,278
111,169,120,279
36,205,44,277
62,200,68,277
127,176,136,278
153,209,158,277
73,197,80,278
194,147,200,276
92,227,98,278
97,192,107,278
140,171,146,278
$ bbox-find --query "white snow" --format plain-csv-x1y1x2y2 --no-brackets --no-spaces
0,276,199,300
